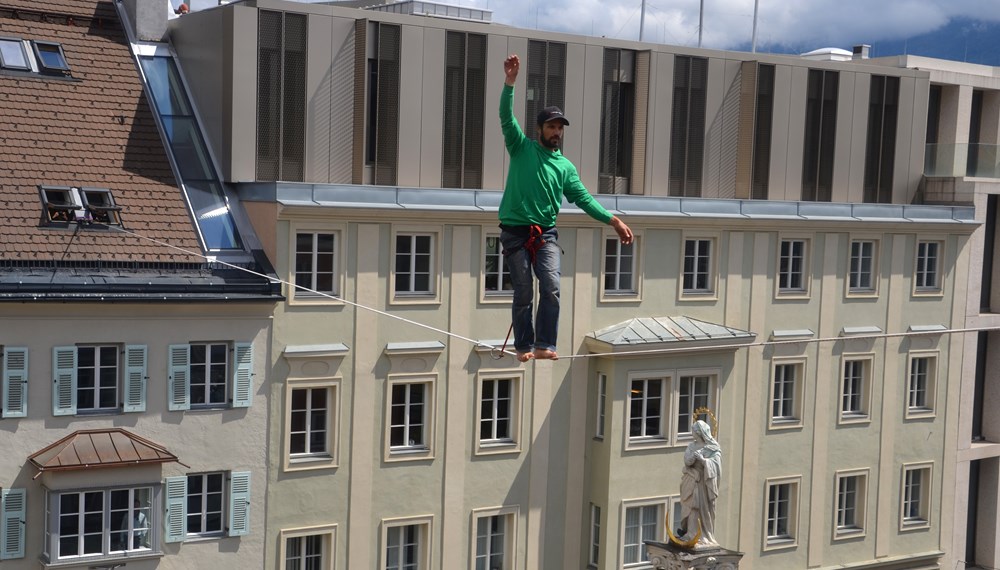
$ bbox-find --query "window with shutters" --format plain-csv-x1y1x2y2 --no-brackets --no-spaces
863,75,900,203
167,342,254,411
525,40,566,143
42,486,159,564
256,10,307,182
442,31,486,189
802,69,839,202
285,378,339,471
51,345,147,416
475,372,522,456
164,471,251,542
669,56,707,197
366,22,401,185
2,346,28,419
598,48,635,195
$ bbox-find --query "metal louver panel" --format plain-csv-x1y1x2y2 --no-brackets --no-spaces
256,11,283,181
442,31,466,188
752,64,775,200
669,55,707,197
863,75,899,203
282,13,307,182
802,69,839,201
463,33,486,189
525,41,566,136
374,23,400,185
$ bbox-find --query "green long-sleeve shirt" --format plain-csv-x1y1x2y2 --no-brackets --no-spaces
498,84,613,227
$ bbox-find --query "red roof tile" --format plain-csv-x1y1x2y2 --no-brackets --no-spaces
0,1,203,263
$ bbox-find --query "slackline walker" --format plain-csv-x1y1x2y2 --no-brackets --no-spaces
113,227,1000,361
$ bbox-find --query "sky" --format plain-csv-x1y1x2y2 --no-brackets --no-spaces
462,0,1000,53
183,0,1000,56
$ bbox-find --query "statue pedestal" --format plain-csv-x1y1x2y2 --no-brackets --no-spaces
644,541,743,570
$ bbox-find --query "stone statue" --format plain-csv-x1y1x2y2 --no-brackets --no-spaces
678,419,721,547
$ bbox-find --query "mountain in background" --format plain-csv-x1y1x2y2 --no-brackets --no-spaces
740,17,1000,67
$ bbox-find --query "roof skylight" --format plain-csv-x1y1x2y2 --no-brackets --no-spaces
32,41,70,74
0,38,29,70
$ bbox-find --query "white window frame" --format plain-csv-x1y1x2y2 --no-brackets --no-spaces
620,497,670,567
601,232,641,300
839,354,873,424
905,352,937,419
384,374,436,462
185,472,226,538
474,371,522,456
900,462,933,531
625,373,669,450
680,236,717,298
763,476,800,550
769,359,805,430
589,503,601,567
74,344,121,414
189,342,230,408
470,506,518,570
595,373,607,440
847,238,879,297
673,370,718,443
289,224,345,305
482,230,514,302
381,516,432,570
914,239,944,295
776,237,809,297
44,485,160,564
284,377,340,471
833,469,868,540
391,228,440,304
279,524,336,570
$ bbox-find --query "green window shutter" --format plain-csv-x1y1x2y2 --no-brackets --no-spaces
231,343,253,408
51,346,77,416
2,347,28,418
123,345,148,413
164,476,188,543
1,488,26,560
228,471,251,537
167,344,190,411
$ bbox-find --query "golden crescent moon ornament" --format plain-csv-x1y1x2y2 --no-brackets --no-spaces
665,515,701,549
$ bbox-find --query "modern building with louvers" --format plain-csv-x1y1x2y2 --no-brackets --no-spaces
2,1,999,570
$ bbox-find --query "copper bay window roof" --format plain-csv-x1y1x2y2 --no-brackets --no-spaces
28,428,183,478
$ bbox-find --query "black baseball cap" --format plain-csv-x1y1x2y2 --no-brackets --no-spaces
537,106,570,126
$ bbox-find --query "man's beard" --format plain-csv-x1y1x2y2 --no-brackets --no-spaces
539,134,561,149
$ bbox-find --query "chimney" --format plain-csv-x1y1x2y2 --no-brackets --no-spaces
121,0,169,42
852,44,871,60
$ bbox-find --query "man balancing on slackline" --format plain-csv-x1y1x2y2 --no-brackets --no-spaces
498,54,634,362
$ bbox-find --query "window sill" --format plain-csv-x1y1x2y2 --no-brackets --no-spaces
838,414,870,425
763,537,797,551
767,419,803,431
900,519,930,532
904,408,936,420
912,289,944,298
679,291,717,302
43,551,163,568
475,441,520,456
600,291,640,303
833,527,865,540
624,437,669,451
775,291,810,300
846,289,878,299
286,454,338,472
390,295,441,306
289,294,344,306
386,447,433,462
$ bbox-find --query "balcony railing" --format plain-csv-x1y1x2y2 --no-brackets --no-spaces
925,143,1000,178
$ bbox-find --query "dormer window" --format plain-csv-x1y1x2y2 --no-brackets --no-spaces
32,41,69,75
39,186,122,226
0,38,30,70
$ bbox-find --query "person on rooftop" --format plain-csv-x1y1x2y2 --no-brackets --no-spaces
498,54,634,362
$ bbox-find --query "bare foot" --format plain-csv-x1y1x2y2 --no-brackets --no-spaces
533,348,559,360
516,351,534,362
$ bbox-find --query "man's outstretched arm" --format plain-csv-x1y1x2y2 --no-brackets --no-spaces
610,215,634,245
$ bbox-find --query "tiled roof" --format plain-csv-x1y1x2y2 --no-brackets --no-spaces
28,428,180,473
0,0,202,263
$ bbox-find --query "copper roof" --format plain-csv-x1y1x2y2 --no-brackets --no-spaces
28,428,179,473
0,0,202,263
